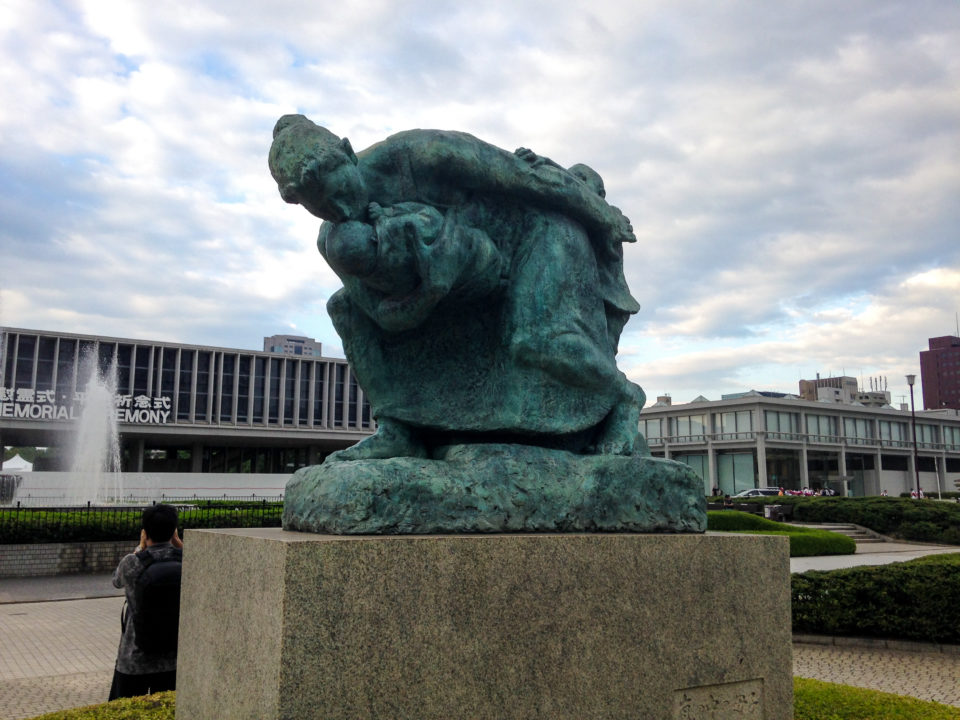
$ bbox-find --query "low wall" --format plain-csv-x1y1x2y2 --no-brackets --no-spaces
0,540,132,578
7,472,291,505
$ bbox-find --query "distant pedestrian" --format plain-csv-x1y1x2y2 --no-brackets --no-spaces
109,504,183,700
723,494,734,508
880,489,888,497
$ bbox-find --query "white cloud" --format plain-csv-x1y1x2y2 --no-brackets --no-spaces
0,0,957,405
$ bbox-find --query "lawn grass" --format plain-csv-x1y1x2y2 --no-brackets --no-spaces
29,692,175,720
707,509,857,556
794,678,960,719
26,681,960,719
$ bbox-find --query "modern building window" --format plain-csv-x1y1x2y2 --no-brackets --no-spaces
220,354,235,422
56,339,76,403
672,414,707,442
348,374,359,427
236,355,251,423
15,335,35,387
715,410,752,439
764,410,800,438
36,337,57,392
160,349,176,398
178,351,194,421
195,352,211,420
641,418,662,442
917,423,938,448
253,357,265,422
313,362,326,426
944,426,960,451
3,333,16,385
717,451,755,495
283,360,296,425
133,346,150,396
805,414,839,442
334,364,345,427
298,362,310,425
116,344,133,393
97,342,115,378
843,417,874,445
878,420,908,447
268,358,281,424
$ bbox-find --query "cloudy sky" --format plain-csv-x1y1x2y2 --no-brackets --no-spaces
1,0,958,407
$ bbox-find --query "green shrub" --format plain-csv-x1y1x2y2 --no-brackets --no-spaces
0,503,283,544
729,496,960,545
792,553,960,643
707,510,856,557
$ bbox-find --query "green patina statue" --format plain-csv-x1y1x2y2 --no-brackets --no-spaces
269,114,705,534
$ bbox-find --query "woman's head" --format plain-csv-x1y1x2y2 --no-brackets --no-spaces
269,115,368,221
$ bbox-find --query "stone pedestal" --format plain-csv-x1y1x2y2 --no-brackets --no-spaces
176,529,792,720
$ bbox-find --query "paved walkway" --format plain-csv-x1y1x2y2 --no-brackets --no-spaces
791,536,958,573
3,549,960,719
793,642,960,708
1,594,120,719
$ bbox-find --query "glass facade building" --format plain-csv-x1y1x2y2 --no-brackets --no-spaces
0,327,373,473
642,395,960,497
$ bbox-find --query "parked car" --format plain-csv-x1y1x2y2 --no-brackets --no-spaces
732,488,782,498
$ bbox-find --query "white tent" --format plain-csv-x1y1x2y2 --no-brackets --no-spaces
2,453,33,472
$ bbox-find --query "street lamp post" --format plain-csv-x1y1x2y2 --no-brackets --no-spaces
906,374,921,499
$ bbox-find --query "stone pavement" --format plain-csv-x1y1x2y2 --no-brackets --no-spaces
791,538,958,573
0,595,121,719
0,573,123,604
793,641,960,708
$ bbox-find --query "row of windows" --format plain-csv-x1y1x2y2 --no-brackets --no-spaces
641,409,960,450
1,332,372,430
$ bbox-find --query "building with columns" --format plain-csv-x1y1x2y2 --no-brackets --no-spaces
640,393,960,497
0,327,374,500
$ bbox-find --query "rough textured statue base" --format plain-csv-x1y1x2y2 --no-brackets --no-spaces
283,445,706,534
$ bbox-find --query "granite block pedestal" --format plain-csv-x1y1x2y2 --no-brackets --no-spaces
176,529,792,720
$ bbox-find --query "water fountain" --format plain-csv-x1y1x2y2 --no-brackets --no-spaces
65,351,123,504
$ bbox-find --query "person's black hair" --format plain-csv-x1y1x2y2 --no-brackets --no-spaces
142,503,178,542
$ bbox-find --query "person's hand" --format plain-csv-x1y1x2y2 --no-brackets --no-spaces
171,529,184,549
514,147,541,166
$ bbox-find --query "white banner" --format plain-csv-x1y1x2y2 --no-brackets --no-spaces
0,388,172,424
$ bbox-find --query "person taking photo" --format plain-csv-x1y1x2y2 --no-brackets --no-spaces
109,503,183,700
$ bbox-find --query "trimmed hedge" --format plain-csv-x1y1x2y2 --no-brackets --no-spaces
707,510,856,557
0,502,283,544
792,553,960,644
729,496,960,545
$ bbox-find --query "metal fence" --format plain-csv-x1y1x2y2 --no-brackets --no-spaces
0,497,284,544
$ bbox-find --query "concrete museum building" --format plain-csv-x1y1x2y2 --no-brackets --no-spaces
641,383,960,497
0,327,374,501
